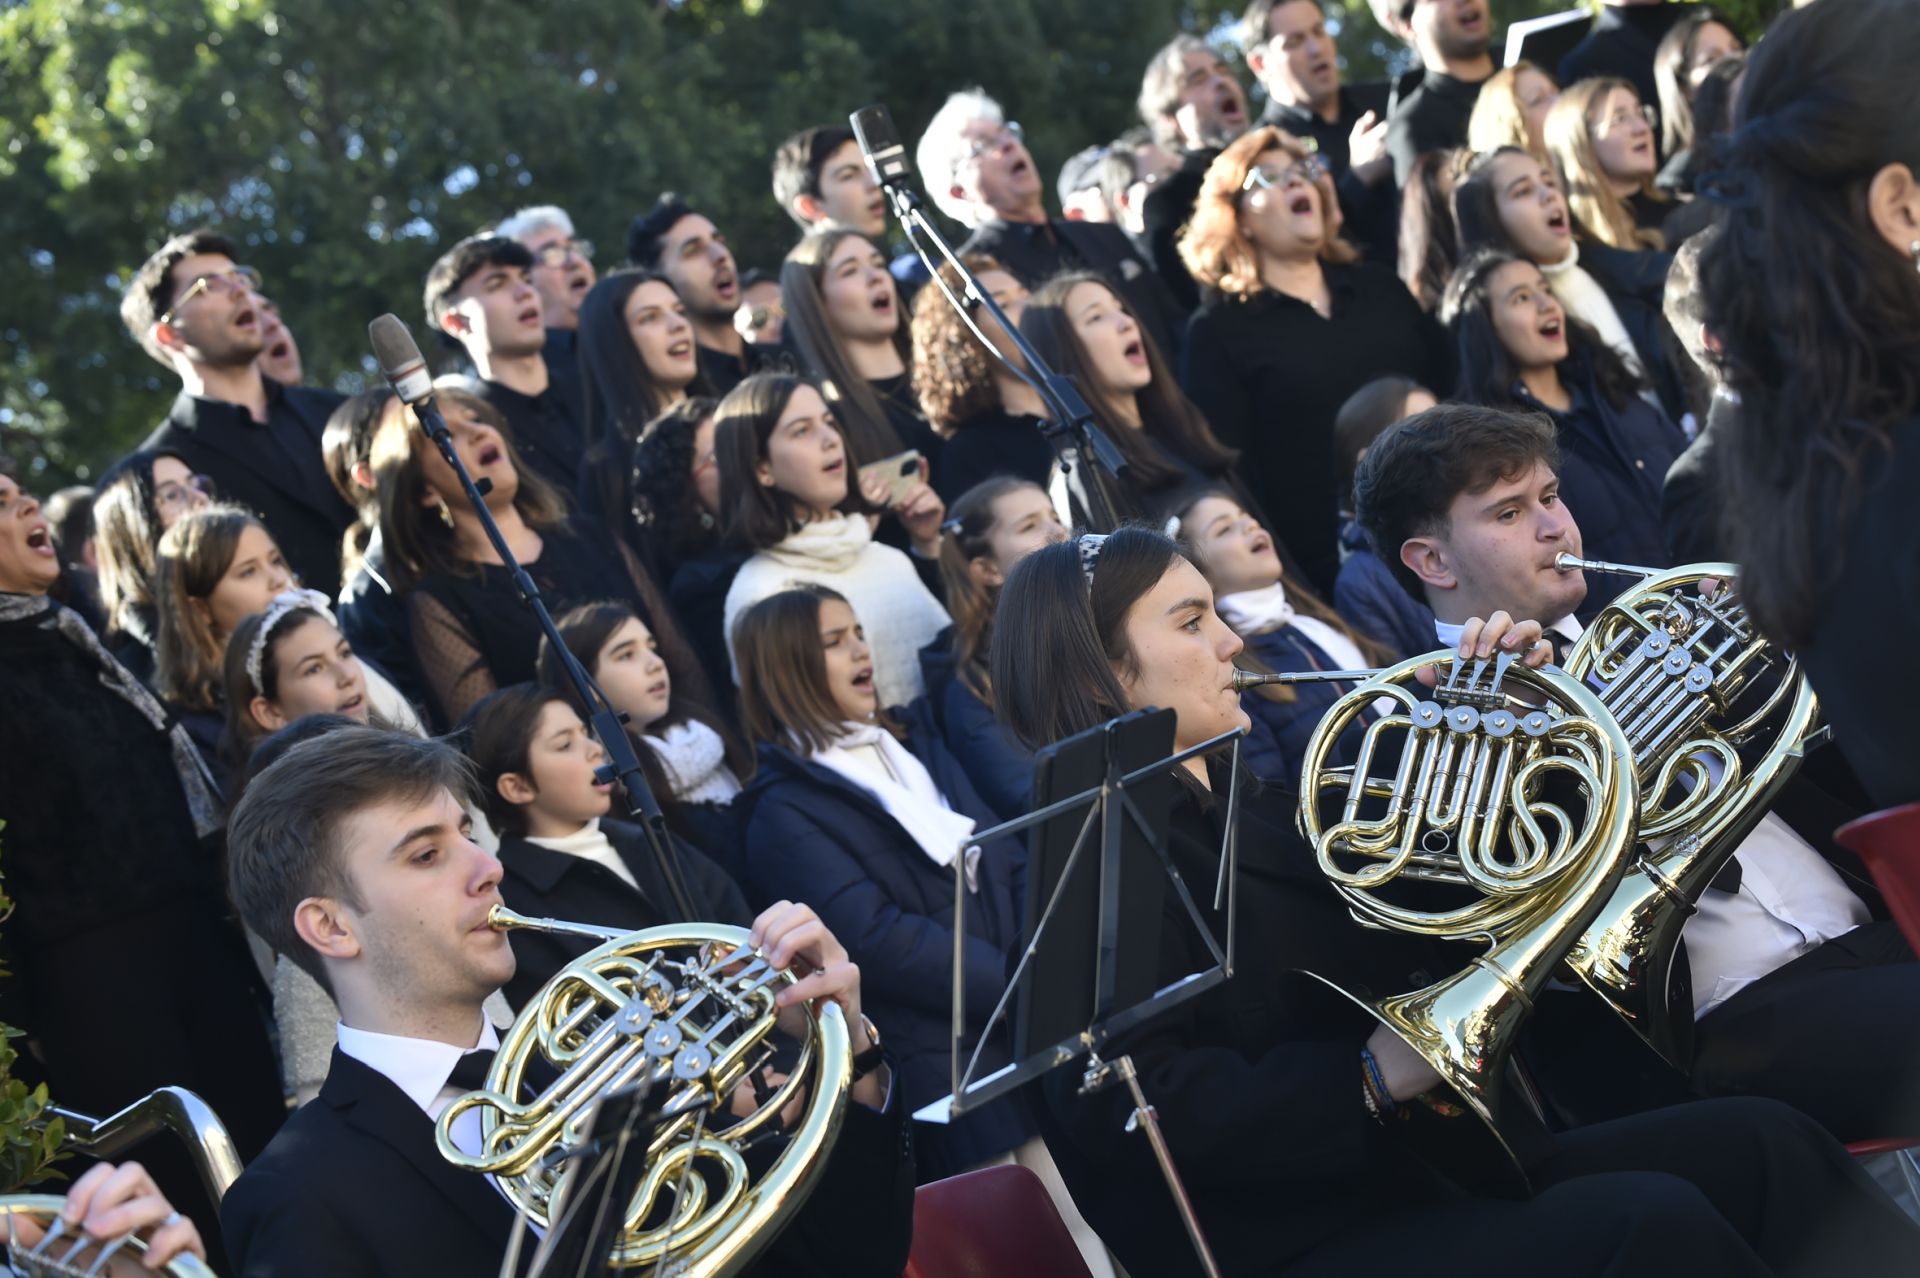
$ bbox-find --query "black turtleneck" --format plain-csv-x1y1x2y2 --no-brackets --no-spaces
1385,66,1492,187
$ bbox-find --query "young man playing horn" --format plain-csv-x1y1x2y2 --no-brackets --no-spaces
1354,401,1920,1141
219,725,913,1277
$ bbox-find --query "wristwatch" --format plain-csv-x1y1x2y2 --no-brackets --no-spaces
850,1014,886,1082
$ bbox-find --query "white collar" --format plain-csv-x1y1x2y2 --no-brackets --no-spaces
335,1018,501,1117
1432,614,1583,649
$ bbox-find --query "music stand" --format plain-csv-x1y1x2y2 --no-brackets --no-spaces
914,708,1246,1278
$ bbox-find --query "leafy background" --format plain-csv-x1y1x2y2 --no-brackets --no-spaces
0,0,1780,492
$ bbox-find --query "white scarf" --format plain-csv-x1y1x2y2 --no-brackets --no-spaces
1539,243,1647,381
763,511,874,573
643,720,741,805
809,721,981,891
1215,581,1369,673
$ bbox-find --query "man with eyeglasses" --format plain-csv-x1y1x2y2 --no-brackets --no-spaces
1246,0,1399,265
1558,0,1694,121
1377,0,1499,187
1135,34,1254,311
423,233,588,501
123,228,355,595
494,204,599,405
917,87,1188,365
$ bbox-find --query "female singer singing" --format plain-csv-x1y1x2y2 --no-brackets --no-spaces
988,525,1920,1276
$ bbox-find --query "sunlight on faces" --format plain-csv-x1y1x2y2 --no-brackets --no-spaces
499,700,614,837
522,224,596,330
418,400,515,511
310,788,514,1012
1590,86,1658,185
756,385,849,516
1491,152,1573,263
1239,147,1328,261
690,413,723,518
968,486,1069,589
1183,495,1282,597
1257,0,1340,110
1411,458,1587,625
1487,260,1570,372
1515,69,1560,156
1113,557,1251,754
815,139,888,238
820,236,900,344
658,215,739,323
1066,281,1151,398
1686,23,1741,96
817,597,879,723
250,615,370,732
955,118,1040,216
0,474,59,595
161,251,266,367
591,616,673,733
150,454,212,531
1173,49,1250,150
201,524,293,637
449,261,545,359
623,279,699,389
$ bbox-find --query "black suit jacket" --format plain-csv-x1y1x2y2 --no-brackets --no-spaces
142,380,355,595
960,216,1188,364
225,1044,917,1278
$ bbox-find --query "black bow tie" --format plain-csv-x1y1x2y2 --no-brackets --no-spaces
447,1048,496,1093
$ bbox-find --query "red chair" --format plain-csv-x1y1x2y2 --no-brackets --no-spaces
904,1163,1097,1278
1834,800,1920,953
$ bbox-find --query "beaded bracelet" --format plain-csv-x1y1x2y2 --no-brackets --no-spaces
1360,1047,1399,1119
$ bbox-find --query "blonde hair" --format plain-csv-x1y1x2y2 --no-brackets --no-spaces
1468,61,1556,161
1545,77,1666,252
1178,125,1358,299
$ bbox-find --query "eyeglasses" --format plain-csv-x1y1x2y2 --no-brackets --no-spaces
1594,102,1657,138
963,121,1024,162
157,265,263,327
1241,156,1327,192
153,473,216,515
532,238,593,268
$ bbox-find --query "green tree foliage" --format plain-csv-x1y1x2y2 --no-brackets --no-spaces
0,0,1782,490
0,825,66,1193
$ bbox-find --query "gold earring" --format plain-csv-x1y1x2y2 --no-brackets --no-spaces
437,496,455,529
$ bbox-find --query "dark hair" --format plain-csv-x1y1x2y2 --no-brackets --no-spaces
44,486,94,566
1698,0,1920,645
733,584,903,754
630,396,723,563
1353,403,1561,595
369,384,569,591
578,269,714,450
154,503,269,712
120,228,237,366
1019,272,1238,496
773,126,858,229
1452,146,1541,259
92,449,184,644
1240,0,1322,55
1332,376,1425,503
1654,7,1742,159
713,372,865,551
538,599,753,813
781,228,912,465
1440,248,1645,413
423,234,536,330
626,193,697,270
991,527,1182,750
1399,149,1465,311
228,726,476,994
937,476,1043,702
1678,54,1745,192
323,389,395,580
462,682,568,839
220,603,382,777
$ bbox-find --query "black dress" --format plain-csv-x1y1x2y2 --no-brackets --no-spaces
931,407,1056,504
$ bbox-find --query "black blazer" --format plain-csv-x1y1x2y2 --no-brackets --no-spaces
494,818,751,1011
225,1045,917,1278
142,381,356,596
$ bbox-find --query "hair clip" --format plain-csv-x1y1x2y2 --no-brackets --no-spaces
1077,532,1108,586
939,516,964,539
246,587,337,697
1162,515,1182,540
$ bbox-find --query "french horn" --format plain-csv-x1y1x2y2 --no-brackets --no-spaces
1554,555,1821,1066
437,908,852,1275
1286,649,1639,1185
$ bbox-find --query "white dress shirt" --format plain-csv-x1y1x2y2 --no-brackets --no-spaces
1432,614,1869,1017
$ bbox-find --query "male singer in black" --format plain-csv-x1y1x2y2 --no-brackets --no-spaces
220,727,913,1278
123,229,353,594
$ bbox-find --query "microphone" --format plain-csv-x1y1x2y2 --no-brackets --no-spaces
850,104,913,188
1232,668,1379,691
368,313,436,407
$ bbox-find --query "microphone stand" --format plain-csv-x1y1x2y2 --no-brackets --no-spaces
874,181,1132,533
418,411,698,921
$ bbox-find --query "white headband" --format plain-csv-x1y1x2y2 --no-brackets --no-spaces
245,588,338,697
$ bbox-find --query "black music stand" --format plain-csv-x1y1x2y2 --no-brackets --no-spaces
913,709,1246,1278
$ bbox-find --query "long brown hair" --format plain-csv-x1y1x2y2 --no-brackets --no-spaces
781,228,912,466
154,503,268,712
936,476,1039,702
1018,272,1237,494
733,584,903,755
1545,77,1666,253
1178,125,1358,299
713,372,871,552
368,383,568,593
92,448,182,644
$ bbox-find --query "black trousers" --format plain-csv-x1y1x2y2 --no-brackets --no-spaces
1692,920,1920,1141
1286,1097,1919,1277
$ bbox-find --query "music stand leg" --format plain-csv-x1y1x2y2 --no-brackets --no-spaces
1084,1052,1221,1278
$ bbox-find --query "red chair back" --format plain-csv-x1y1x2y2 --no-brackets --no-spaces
904,1163,1097,1278
1834,800,1920,954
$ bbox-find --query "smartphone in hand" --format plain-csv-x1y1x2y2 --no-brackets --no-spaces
857,449,924,507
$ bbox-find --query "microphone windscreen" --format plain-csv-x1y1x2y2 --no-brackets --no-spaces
368,313,433,403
